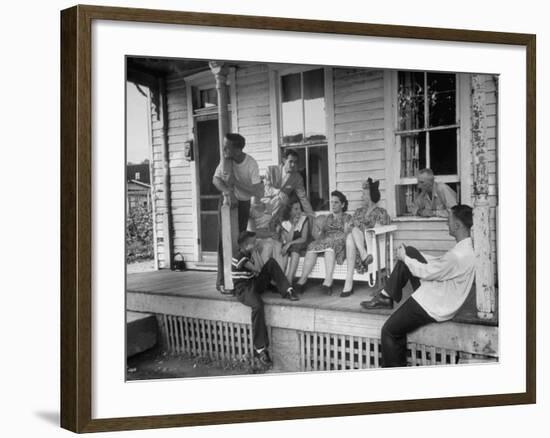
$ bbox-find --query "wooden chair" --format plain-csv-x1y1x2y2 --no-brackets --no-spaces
294,224,397,287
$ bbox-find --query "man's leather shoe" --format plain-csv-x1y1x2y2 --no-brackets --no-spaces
360,292,393,309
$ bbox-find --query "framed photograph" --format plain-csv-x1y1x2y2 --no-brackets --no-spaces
60,4,536,433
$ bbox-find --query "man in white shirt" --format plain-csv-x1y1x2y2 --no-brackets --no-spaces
361,204,475,367
213,133,264,293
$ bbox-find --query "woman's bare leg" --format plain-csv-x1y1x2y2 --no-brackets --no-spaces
322,250,336,287
352,227,369,261
297,251,317,285
286,252,301,283
343,233,356,291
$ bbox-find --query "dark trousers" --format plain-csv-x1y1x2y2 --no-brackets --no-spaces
235,258,291,350
381,246,436,367
216,197,251,288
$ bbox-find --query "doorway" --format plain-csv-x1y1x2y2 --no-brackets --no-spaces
195,116,220,258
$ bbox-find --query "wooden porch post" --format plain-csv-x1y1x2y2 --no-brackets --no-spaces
209,61,238,290
471,74,495,320
158,76,173,269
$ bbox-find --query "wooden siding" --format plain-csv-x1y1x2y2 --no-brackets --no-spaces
333,68,386,211
151,74,195,268
235,64,273,172
393,219,456,258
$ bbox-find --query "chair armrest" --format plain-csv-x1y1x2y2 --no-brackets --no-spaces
365,224,398,235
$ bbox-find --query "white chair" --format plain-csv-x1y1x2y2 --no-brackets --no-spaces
295,224,397,288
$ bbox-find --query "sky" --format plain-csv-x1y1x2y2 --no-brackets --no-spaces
126,81,150,164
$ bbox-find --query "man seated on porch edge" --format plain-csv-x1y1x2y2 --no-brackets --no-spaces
411,168,457,218
213,133,264,294
264,148,315,225
361,204,475,368
232,231,300,368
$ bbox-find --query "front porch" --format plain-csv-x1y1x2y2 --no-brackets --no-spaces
127,270,498,373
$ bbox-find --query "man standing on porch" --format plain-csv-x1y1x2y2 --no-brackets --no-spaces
361,204,475,367
264,149,315,222
412,168,458,217
213,133,264,293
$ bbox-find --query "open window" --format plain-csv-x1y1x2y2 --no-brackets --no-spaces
395,71,460,215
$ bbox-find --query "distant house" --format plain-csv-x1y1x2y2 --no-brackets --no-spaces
127,163,151,185
127,179,151,211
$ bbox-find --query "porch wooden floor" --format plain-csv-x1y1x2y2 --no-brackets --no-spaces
126,269,497,327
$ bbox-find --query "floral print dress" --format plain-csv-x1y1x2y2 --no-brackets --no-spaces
351,205,391,273
307,213,352,265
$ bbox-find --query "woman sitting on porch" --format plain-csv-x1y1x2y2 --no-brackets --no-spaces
294,190,352,296
341,178,391,297
280,195,310,283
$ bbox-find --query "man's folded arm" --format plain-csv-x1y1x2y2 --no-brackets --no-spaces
404,254,457,281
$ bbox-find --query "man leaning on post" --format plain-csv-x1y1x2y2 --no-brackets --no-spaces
213,133,264,294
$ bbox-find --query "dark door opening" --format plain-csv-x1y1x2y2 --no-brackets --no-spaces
195,117,220,254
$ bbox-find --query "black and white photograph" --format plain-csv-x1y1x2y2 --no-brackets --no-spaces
125,56,499,379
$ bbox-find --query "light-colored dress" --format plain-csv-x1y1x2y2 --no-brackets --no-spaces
351,206,391,273
307,213,352,264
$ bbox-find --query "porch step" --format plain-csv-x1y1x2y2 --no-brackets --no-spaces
126,311,158,357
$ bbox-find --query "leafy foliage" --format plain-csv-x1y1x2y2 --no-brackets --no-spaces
126,205,154,263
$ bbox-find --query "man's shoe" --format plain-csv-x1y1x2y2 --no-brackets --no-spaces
254,349,273,367
360,292,393,309
285,288,300,301
321,284,333,296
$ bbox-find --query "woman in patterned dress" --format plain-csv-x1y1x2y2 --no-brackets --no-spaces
341,178,391,297
294,191,352,296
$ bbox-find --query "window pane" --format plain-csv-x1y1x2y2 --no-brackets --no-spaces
303,69,324,99
398,71,425,131
282,73,301,102
400,132,426,178
200,88,217,108
304,97,326,142
281,73,303,144
429,128,458,175
428,73,456,127
308,146,330,211
304,68,326,142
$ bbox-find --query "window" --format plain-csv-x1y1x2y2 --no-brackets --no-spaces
279,68,329,211
135,172,141,181
395,71,460,215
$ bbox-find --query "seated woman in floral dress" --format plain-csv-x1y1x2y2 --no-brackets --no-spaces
340,178,391,297
280,195,310,283
294,190,352,296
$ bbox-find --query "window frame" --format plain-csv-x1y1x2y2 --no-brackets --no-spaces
392,70,465,216
269,65,335,214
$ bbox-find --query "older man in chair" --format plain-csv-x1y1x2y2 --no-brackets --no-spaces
411,168,458,218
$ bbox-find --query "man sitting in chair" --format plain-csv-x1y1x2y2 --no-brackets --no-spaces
361,204,475,368
411,168,457,218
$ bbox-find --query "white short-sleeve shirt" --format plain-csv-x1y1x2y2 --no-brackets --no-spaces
214,154,261,201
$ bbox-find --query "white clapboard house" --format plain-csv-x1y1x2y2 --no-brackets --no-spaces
126,58,498,371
